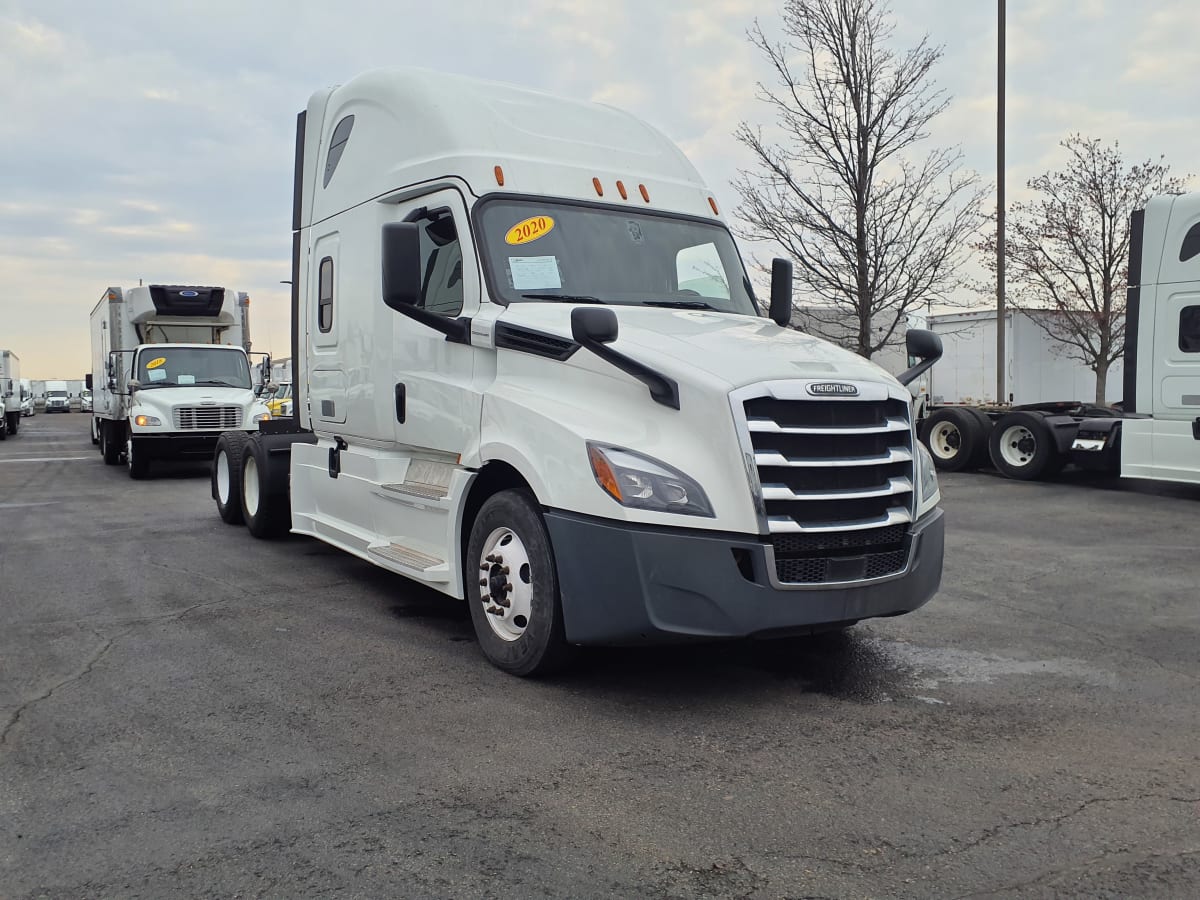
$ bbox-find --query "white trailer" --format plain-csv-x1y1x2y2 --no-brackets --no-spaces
0,350,20,438
89,284,272,478
926,309,1123,406
921,193,1200,485
210,68,946,676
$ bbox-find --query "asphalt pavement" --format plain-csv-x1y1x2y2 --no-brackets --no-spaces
2,413,1198,899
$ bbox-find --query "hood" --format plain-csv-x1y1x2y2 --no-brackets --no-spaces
496,304,900,390
131,385,259,407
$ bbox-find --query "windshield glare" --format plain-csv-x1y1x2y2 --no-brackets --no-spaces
135,348,251,389
477,200,760,315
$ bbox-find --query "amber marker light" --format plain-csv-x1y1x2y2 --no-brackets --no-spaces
588,444,623,502
592,177,604,197
708,196,720,215
494,165,505,186
616,180,628,200
639,184,650,202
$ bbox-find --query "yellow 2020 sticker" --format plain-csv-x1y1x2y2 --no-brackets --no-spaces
505,216,555,245
146,357,167,370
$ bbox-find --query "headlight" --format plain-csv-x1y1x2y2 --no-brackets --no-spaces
586,443,714,517
134,414,161,427
253,412,271,422
916,441,940,517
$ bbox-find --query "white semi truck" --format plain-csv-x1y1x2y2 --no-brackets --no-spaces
89,284,272,478
43,379,71,413
211,68,946,675
0,350,20,439
920,192,1200,484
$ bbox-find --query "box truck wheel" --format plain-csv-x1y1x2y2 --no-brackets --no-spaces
126,434,151,479
466,490,575,677
919,408,987,472
100,421,121,464
240,439,290,538
212,432,250,525
989,411,1064,481
90,417,100,446
0,416,6,440
6,412,17,436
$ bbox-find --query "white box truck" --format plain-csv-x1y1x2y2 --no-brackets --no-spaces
920,193,1200,484
0,350,20,438
43,379,71,413
89,284,273,478
211,68,946,675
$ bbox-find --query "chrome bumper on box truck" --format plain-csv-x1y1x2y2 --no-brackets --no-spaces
546,508,943,645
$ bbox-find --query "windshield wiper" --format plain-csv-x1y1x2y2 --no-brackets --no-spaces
519,293,603,304
190,379,244,387
641,300,716,310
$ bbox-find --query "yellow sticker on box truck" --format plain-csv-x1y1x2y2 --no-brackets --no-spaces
505,216,555,245
146,357,167,370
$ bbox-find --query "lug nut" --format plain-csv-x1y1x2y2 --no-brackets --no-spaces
487,605,503,616
479,578,487,586
480,563,489,571
497,596,511,608
500,566,510,575
480,594,490,602
504,584,514,592
486,555,497,563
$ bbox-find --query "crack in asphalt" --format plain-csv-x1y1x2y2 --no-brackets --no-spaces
951,846,1200,899
0,629,120,750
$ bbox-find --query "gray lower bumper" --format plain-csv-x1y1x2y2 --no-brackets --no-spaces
545,508,944,646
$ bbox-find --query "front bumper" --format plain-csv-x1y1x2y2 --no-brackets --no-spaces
129,431,243,459
545,508,944,645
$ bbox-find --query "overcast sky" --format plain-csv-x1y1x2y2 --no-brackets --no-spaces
1,0,1194,378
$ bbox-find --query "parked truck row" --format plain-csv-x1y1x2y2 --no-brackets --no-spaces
918,193,1200,487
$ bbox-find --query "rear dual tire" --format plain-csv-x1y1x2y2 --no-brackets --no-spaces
919,408,991,471
213,432,250,525
988,411,1066,481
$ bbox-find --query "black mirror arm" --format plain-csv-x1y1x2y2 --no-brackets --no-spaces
897,357,937,387
393,303,471,344
576,338,680,410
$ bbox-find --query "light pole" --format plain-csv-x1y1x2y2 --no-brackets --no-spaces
996,0,1006,404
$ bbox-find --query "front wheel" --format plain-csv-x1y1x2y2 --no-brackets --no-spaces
126,435,151,479
465,490,575,677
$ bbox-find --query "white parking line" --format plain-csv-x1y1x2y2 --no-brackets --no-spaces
0,456,95,463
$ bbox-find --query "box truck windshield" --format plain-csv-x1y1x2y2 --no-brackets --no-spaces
135,347,252,389
476,200,757,313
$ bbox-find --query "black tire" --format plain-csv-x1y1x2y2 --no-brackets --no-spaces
988,411,1064,481
212,432,250,525
90,418,100,446
126,433,151,479
241,437,291,538
919,408,987,472
101,421,121,465
7,412,19,436
0,417,6,440
465,489,575,677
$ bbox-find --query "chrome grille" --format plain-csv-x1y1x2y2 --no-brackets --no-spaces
173,405,242,430
738,385,915,585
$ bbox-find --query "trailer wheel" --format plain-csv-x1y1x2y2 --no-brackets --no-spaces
241,439,290,538
989,411,1063,481
466,490,575,677
919,408,987,472
126,435,151,479
101,422,121,465
212,432,250,525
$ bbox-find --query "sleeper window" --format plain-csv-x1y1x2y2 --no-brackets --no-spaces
318,257,334,332
1180,305,1200,353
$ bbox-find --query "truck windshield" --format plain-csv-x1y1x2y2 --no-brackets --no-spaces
135,348,251,389
476,199,760,315
47,390,68,398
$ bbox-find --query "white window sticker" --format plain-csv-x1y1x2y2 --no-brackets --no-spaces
177,374,196,385
508,256,562,290
147,368,167,382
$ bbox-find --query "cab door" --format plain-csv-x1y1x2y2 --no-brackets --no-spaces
385,188,483,456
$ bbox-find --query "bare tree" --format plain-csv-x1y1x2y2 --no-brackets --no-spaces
733,0,984,359
977,135,1186,404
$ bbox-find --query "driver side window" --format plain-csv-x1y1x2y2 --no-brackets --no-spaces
676,242,730,299
415,211,464,317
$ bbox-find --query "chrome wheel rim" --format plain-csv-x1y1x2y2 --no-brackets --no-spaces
477,527,533,642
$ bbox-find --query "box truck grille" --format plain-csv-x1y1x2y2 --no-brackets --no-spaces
173,406,242,430
740,391,915,585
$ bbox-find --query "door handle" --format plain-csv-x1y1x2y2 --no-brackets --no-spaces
395,383,406,424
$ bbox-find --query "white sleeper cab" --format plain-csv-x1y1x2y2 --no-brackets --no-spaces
89,284,272,478
213,68,946,675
